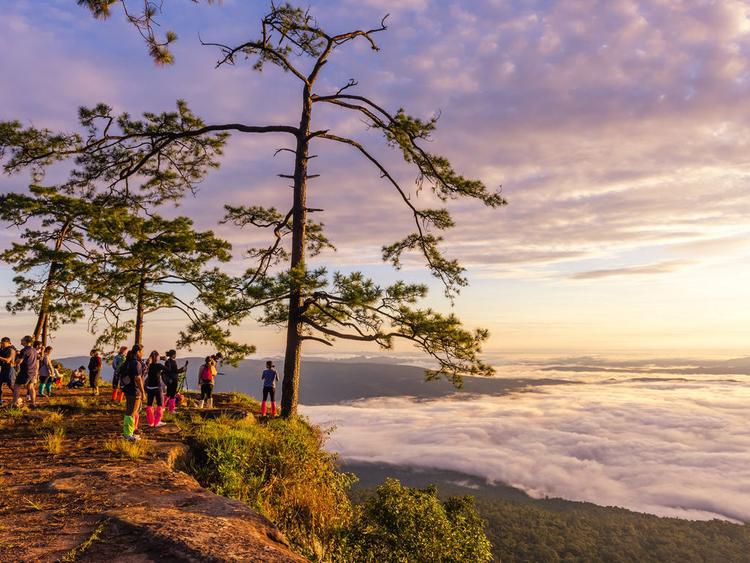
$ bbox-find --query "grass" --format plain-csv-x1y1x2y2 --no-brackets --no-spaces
39,411,64,430
43,427,65,455
71,397,89,409
104,436,153,460
184,415,355,560
23,496,45,511
60,518,110,562
225,392,259,410
0,407,27,422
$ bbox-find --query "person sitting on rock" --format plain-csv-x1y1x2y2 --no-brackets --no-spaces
68,366,86,389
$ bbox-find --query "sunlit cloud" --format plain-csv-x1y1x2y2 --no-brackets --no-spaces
570,259,695,280
304,370,750,522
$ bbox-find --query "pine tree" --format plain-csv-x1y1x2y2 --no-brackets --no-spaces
85,211,252,360
0,185,99,345
1,3,506,416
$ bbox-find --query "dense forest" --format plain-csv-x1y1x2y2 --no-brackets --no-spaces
475,498,750,562
347,463,750,562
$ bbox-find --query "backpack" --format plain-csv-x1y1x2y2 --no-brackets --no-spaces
116,358,131,389
200,364,213,382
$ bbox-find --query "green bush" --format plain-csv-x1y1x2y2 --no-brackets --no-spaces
337,478,492,563
185,416,355,561
185,414,492,562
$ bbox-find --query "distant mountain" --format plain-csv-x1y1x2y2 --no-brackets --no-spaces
541,356,750,376
57,356,570,405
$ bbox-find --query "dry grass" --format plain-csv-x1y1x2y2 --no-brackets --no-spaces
104,436,153,460
39,411,64,430
43,427,65,455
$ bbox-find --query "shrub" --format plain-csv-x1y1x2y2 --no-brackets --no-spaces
337,479,492,563
185,416,355,560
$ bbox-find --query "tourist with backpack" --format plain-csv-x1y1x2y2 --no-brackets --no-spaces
260,361,279,417
197,356,217,409
120,344,146,441
111,346,127,402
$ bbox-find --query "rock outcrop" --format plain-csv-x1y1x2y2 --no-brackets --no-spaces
0,391,306,562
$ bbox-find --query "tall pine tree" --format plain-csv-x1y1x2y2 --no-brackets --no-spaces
1,3,506,416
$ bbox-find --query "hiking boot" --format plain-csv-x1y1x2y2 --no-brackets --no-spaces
123,434,141,442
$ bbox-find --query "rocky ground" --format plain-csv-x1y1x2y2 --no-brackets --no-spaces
0,387,305,562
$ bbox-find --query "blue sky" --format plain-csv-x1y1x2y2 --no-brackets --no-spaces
2,0,750,358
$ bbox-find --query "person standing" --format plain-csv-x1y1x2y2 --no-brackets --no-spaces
88,349,102,396
38,346,56,397
197,356,217,409
0,337,17,407
14,336,39,408
120,345,146,441
144,350,166,427
260,361,279,417
111,346,127,402
163,350,186,413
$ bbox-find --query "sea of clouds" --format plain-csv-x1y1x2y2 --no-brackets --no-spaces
302,366,750,523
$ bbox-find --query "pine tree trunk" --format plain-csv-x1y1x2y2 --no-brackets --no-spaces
134,272,146,347
33,221,71,342
41,314,49,347
281,87,312,418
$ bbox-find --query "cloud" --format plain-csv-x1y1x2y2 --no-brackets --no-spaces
570,259,695,280
302,370,750,522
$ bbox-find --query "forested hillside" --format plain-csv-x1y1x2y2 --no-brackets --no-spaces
477,498,750,562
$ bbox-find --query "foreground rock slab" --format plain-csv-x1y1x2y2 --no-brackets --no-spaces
0,390,306,562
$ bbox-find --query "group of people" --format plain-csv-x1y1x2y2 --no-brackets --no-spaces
0,335,62,408
0,335,282,442
114,351,280,441
113,345,189,441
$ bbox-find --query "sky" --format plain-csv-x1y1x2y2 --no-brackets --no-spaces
2,0,750,358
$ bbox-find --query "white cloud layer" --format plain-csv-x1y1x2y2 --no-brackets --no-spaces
303,368,750,522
